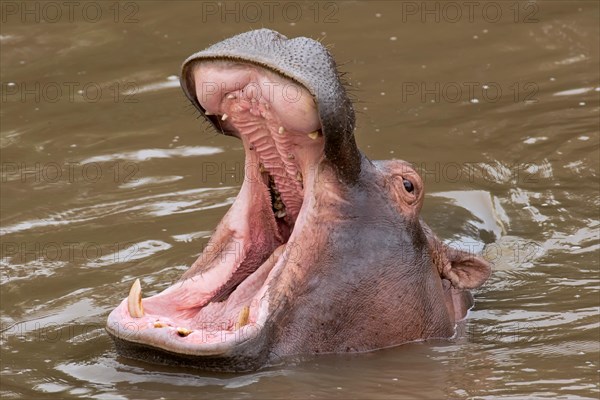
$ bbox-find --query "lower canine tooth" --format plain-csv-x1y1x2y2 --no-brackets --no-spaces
127,278,144,318
278,126,285,135
222,113,228,121
238,306,250,327
308,131,319,140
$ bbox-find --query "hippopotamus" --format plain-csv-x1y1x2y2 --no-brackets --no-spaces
106,29,491,372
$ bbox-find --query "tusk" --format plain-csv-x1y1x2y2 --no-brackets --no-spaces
222,113,229,121
127,278,144,318
238,306,250,328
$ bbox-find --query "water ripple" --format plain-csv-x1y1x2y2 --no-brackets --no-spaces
0,187,236,236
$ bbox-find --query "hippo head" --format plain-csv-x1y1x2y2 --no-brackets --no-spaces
106,29,491,372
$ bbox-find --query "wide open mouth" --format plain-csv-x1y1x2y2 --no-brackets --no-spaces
106,61,324,356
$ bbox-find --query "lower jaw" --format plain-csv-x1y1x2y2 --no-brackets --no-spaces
106,170,317,356
106,245,281,355
108,326,272,372
107,125,325,356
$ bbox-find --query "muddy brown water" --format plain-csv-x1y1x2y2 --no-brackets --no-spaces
1,1,598,399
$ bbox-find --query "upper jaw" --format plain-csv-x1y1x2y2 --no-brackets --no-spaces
181,29,361,183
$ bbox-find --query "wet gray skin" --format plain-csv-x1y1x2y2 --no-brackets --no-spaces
106,29,492,372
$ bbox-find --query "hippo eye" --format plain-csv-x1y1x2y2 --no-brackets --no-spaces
403,178,414,193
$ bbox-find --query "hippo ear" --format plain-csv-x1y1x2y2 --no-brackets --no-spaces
442,247,492,290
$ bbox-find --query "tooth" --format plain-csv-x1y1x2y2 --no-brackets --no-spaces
278,126,285,135
276,210,287,218
176,327,192,337
226,93,235,99
296,171,303,182
287,153,295,159
238,306,250,327
274,201,284,210
308,131,319,140
204,111,213,116
127,278,144,318
222,113,228,121
259,163,265,173
154,322,165,328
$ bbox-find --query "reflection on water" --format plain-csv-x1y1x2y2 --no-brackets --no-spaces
1,1,598,399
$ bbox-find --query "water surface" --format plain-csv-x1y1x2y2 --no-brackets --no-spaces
1,1,598,398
